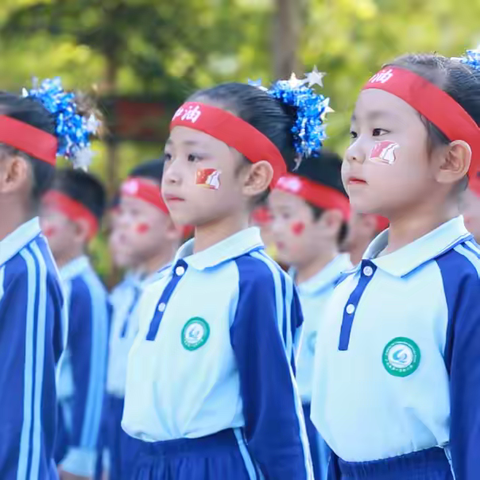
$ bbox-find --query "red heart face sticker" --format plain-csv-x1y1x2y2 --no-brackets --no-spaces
291,221,305,236
136,223,150,234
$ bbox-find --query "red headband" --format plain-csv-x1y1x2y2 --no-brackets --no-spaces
170,102,286,187
275,174,351,221
0,115,57,166
120,177,168,214
363,67,480,174
42,190,99,240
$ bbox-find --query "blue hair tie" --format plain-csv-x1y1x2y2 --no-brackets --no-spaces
23,77,100,169
249,67,332,158
457,46,480,72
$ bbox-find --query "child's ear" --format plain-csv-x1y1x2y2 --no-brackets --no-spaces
0,155,30,194
436,140,471,185
75,218,93,244
242,161,273,197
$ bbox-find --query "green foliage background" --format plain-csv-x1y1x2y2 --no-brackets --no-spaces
1,0,479,281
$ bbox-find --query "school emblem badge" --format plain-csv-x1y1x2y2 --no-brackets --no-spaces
181,317,210,351
382,337,421,377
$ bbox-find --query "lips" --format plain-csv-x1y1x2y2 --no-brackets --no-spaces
347,176,367,185
164,193,185,202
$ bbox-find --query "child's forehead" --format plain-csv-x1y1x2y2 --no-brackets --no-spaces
167,126,218,148
352,89,415,122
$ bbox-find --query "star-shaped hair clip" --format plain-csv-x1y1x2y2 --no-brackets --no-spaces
303,66,326,88
248,78,268,92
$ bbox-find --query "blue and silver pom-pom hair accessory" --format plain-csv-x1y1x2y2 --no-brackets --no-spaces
23,77,100,169
249,66,332,158
457,45,480,72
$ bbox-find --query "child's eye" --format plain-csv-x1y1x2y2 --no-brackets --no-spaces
164,152,172,161
350,130,358,139
187,154,202,162
372,128,389,136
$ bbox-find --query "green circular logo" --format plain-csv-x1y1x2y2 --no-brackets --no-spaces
382,337,421,377
181,318,210,351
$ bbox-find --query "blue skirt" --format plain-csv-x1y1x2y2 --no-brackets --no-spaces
303,403,330,480
132,429,259,480
328,447,454,480
104,394,144,480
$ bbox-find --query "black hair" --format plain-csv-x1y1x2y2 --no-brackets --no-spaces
52,169,107,221
0,92,56,201
388,54,480,190
189,83,298,204
295,149,349,245
129,158,164,185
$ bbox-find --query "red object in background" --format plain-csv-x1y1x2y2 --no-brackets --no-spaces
252,206,272,226
375,215,389,232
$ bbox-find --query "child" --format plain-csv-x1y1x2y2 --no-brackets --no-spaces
462,171,480,242
41,169,110,480
343,212,389,265
122,76,331,479
104,159,182,480
269,149,352,480
311,50,480,479
0,79,98,479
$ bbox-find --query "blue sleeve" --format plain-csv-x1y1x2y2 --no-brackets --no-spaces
231,255,312,480
0,247,63,480
437,249,480,479
62,276,109,476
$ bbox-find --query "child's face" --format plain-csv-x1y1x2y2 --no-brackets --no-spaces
115,193,175,265
162,126,249,226
462,189,480,241
344,89,437,216
40,207,81,261
269,189,332,267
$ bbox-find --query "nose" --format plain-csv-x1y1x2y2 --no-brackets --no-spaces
162,158,182,187
345,138,367,165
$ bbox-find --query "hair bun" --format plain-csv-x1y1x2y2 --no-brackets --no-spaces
250,68,331,158
23,77,101,170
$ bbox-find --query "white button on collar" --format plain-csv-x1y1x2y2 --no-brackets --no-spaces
158,302,166,312
175,266,185,276
363,266,374,277
346,304,355,315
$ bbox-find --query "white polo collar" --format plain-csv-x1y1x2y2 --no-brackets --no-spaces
60,255,91,282
0,217,42,267
174,227,264,270
363,216,471,277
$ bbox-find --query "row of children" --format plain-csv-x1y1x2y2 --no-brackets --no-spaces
1,45,480,480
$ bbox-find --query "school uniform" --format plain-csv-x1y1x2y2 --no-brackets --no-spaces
0,217,64,480
122,227,313,480
311,216,480,479
295,254,352,480
104,269,168,480
55,255,110,478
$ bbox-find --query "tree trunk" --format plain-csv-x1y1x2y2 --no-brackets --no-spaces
105,53,119,198
272,0,305,79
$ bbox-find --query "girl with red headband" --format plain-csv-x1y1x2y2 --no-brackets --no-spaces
311,50,480,479
269,149,352,480
122,75,330,479
103,159,184,480
40,168,110,480
0,78,99,480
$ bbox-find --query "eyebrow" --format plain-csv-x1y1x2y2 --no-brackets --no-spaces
351,110,396,123
165,138,204,147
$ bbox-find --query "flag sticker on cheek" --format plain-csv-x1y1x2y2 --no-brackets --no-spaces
369,141,399,165
196,168,221,190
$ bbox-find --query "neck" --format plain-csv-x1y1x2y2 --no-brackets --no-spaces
194,211,250,253
0,202,33,242
140,245,177,276
55,247,85,269
348,240,370,266
385,202,458,255
295,245,339,285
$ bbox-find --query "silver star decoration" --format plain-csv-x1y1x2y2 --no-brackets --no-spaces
304,66,326,88
287,73,306,88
